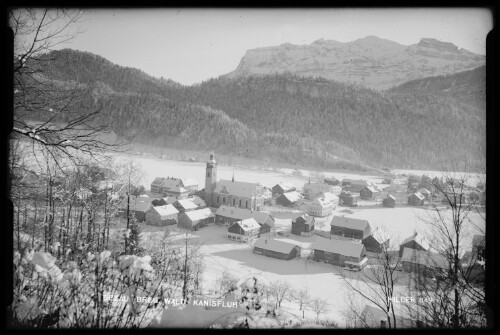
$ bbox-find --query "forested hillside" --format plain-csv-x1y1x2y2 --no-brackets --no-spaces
32,49,486,171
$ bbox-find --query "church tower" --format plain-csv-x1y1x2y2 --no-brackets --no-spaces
205,153,217,206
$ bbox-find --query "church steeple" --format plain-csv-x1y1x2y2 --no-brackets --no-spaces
205,153,217,206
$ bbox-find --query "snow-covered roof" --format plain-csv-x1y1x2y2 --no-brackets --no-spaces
215,180,262,197
237,218,261,231
162,196,178,204
152,204,179,218
174,199,199,210
410,192,425,200
215,205,274,226
254,238,298,254
274,183,295,192
313,238,364,258
363,186,378,193
184,208,213,222
330,216,370,232
418,188,431,195
181,178,199,187
401,248,448,269
321,192,339,202
190,196,206,207
387,194,396,200
280,191,303,203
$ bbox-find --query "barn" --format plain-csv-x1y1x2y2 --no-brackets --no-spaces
324,177,340,186
360,186,380,200
312,238,367,269
362,233,389,254
408,192,425,206
177,208,214,230
253,238,300,260
330,216,372,240
401,247,449,277
271,183,296,196
291,214,315,236
382,195,396,208
145,204,179,226
342,179,369,193
417,188,431,199
398,232,430,257
173,198,199,213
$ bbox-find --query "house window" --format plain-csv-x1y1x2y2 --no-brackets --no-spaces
223,197,226,203
246,200,249,208
233,199,235,206
239,200,242,207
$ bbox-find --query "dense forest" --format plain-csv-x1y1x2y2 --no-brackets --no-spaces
34,49,486,171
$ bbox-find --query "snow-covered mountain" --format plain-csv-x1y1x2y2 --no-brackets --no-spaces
224,36,485,90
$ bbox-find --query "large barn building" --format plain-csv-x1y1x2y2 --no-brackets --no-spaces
253,238,300,260
312,238,367,270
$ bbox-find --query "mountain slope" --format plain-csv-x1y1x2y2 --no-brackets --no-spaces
225,36,485,90
31,49,485,171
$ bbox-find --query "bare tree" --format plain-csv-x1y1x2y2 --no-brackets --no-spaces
269,280,293,308
309,297,329,320
339,228,403,328
293,288,310,319
407,166,487,328
10,9,126,175
216,269,239,298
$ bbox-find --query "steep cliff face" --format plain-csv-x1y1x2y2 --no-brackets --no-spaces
225,36,485,90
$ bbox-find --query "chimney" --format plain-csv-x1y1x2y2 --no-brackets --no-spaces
380,319,387,328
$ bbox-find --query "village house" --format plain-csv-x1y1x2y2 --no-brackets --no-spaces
400,247,449,277
382,194,396,208
275,191,303,207
339,191,358,207
322,192,340,206
291,214,315,236
362,231,390,254
312,238,368,270
227,218,261,242
307,197,333,217
189,196,207,208
150,177,191,199
253,238,301,260
204,153,265,210
271,183,296,196
173,198,199,213
382,176,394,184
398,232,430,257
408,192,425,206
177,207,214,230
324,177,341,186
145,204,179,226
151,197,168,207
180,178,199,194
117,196,152,222
342,179,369,193
303,181,336,200
360,186,380,200
330,216,372,240
358,304,414,328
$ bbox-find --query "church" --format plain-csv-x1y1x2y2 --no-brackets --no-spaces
205,153,264,210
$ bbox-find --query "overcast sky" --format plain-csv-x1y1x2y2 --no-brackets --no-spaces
51,8,492,85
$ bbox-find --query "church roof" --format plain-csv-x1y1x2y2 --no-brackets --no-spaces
214,179,262,198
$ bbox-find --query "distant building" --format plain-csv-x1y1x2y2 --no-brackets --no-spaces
204,153,264,210
362,233,389,254
173,198,200,213
382,195,396,208
276,191,303,207
253,238,300,260
360,186,380,200
321,192,339,207
358,305,414,328
408,192,425,206
177,208,214,230
227,218,261,242
312,238,367,269
417,188,431,199
398,232,430,258
339,191,358,207
271,183,296,196
324,177,341,186
117,196,152,222
330,216,372,240
189,196,207,208
291,214,315,236
342,179,369,193
472,234,485,258
303,182,336,200
145,204,179,226
401,247,449,276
